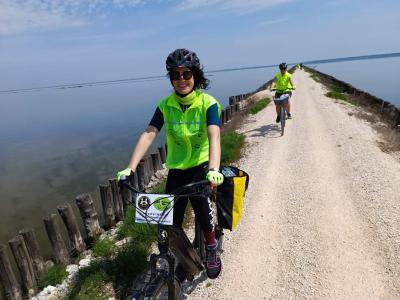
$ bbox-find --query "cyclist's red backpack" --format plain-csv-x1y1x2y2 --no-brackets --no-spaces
216,166,249,231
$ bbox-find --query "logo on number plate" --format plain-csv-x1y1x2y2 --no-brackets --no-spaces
153,197,172,211
138,196,151,210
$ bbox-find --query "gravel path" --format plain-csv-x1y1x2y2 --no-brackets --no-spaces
186,70,400,299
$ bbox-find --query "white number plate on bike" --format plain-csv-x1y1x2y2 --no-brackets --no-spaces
135,194,174,225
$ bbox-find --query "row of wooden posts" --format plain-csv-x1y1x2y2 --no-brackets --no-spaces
0,94,253,300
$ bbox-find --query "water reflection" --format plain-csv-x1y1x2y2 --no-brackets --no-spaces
0,68,275,250
0,60,398,251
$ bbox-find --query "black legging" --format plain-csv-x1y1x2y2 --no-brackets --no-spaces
165,163,214,233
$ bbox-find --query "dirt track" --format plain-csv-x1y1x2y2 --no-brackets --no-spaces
186,70,400,299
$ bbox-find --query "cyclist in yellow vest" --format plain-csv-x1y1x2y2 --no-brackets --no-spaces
270,62,296,122
116,49,223,280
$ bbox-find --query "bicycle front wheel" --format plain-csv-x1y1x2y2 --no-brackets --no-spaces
280,106,286,136
142,274,183,300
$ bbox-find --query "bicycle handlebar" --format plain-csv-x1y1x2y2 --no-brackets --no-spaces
270,87,295,91
119,176,210,196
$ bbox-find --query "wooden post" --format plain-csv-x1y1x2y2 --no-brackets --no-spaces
151,152,162,173
9,235,37,296
109,179,124,222
57,204,86,256
235,103,240,112
137,160,146,191
19,229,46,281
75,194,102,244
158,146,166,164
230,105,235,117
225,108,231,122
0,245,23,300
142,158,149,185
131,171,139,191
43,214,70,266
222,109,227,124
146,156,154,182
99,184,116,230
120,185,132,213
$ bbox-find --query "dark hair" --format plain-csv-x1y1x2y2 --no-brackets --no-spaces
191,67,210,90
168,67,210,90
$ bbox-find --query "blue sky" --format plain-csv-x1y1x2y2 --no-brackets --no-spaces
1,0,399,90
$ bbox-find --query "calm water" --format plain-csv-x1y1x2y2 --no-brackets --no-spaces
314,57,400,106
0,68,275,253
0,58,399,253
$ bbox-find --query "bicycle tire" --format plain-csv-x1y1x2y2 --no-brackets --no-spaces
194,218,206,261
142,273,183,300
216,226,224,252
280,106,286,136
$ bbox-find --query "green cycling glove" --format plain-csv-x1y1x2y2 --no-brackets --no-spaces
206,169,224,186
116,167,132,182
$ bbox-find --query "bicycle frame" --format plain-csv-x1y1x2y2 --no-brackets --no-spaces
273,93,289,136
120,179,222,299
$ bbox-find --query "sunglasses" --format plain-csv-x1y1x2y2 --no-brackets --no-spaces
170,70,193,81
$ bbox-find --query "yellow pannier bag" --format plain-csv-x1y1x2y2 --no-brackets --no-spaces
216,166,249,231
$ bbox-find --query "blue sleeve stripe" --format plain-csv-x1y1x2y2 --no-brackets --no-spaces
206,103,221,127
149,107,164,131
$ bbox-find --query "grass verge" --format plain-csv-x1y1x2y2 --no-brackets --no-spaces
310,74,320,82
221,131,246,164
325,90,348,101
92,237,117,259
38,265,68,289
69,130,247,298
249,98,270,115
68,240,150,299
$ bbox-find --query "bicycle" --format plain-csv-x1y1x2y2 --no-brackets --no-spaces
271,88,295,136
119,177,224,300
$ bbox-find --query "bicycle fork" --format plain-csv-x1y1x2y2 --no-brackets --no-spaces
145,228,180,299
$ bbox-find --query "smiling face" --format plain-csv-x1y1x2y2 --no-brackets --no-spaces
171,67,195,95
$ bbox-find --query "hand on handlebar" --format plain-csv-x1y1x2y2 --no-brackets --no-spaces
206,170,224,187
116,167,133,182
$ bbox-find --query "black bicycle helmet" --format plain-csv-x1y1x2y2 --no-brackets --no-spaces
166,48,201,71
279,62,288,70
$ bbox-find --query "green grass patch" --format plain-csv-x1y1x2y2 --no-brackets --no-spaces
38,265,68,289
147,181,166,193
250,98,270,115
325,90,348,101
69,240,151,299
332,85,345,93
73,269,111,300
92,237,117,259
117,207,157,242
310,74,320,82
221,131,246,164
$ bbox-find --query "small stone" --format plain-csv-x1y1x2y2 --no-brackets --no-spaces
66,264,79,274
79,258,91,267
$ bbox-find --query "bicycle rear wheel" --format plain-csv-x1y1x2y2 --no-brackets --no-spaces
280,106,286,136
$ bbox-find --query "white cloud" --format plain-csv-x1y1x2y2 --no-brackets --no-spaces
177,0,295,13
0,0,146,35
259,17,288,26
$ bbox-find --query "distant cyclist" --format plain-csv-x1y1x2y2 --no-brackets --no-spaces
270,62,296,122
116,48,223,280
